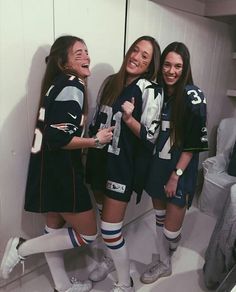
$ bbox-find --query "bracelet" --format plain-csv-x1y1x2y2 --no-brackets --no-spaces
93,135,100,148
93,135,105,149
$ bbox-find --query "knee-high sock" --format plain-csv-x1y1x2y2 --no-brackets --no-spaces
164,227,182,253
101,220,130,287
18,227,97,257
155,209,166,257
44,226,71,292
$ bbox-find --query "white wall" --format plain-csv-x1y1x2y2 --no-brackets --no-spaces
0,0,54,285
0,0,236,287
127,0,236,157
0,0,128,286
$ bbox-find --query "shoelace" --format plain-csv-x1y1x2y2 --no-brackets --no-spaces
149,262,160,273
70,277,78,284
113,284,127,292
103,255,113,266
113,282,132,291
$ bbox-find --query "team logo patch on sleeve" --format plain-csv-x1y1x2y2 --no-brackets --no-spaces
50,123,78,134
106,180,126,194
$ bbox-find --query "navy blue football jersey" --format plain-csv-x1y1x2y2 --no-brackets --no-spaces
86,77,163,202
24,73,92,213
145,84,208,207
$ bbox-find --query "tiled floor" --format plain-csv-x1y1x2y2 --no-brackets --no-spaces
1,206,217,292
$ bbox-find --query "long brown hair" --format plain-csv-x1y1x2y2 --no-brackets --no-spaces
158,42,193,147
40,35,88,114
100,35,161,106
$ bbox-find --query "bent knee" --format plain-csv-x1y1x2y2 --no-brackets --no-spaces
80,232,98,245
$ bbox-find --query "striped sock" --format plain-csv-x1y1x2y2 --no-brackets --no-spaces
101,220,130,286
163,227,182,254
18,227,97,256
44,226,71,292
155,209,166,227
155,209,166,257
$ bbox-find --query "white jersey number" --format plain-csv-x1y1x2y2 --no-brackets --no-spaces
158,120,171,160
31,107,45,154
99,105,122,156
188,89,206,104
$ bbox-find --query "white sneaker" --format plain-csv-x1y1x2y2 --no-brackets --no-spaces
54,279,93,292
0,237,26,279
89,255,115,282
140,260,172,284
111,278,135,292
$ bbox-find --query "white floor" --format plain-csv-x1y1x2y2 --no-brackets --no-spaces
1,206,217,292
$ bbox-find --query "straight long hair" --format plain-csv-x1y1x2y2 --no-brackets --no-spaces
40,35,88,114
158,42,193,147
100,35,161,106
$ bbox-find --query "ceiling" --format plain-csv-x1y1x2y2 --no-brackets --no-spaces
201,0,236,25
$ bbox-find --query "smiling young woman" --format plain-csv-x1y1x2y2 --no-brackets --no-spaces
0,35,114,292
86,35,163,292
140,41,208,285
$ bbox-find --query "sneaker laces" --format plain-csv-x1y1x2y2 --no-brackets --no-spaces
112,278,133,292
103,255,114,267
149,264,159,273
112,283,130,292
146,260,160,273
70,276,78,284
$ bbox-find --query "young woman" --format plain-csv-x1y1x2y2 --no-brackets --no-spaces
86,35,163,292
0,35,113,292
140,42,208,284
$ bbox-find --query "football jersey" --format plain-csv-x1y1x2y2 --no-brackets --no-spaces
145,84,208,207
86,77,163,202
24,73,92,213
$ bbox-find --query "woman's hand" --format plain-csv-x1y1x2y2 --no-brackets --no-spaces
121,97,135,123
164,173,179,198
96,126,114,144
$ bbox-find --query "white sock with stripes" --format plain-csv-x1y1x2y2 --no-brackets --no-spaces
155,209,166,257
44,226,71,292
164,227,182,253
18,227,97,257
101,220,131,287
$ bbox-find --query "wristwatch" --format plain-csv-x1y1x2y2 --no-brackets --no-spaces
175,168,183,176
93,135,105,149
94,135,101,148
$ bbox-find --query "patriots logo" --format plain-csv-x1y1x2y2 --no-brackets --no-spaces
50,123,78,134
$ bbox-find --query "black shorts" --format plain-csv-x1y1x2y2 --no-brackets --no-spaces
86,148,133,203
145,169,195,208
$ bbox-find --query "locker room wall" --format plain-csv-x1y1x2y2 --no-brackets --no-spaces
0,0,236,286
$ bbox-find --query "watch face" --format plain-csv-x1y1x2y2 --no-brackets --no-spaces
176,169,183,176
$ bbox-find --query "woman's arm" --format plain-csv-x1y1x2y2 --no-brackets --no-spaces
62,126,114,150
164,151,193,198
